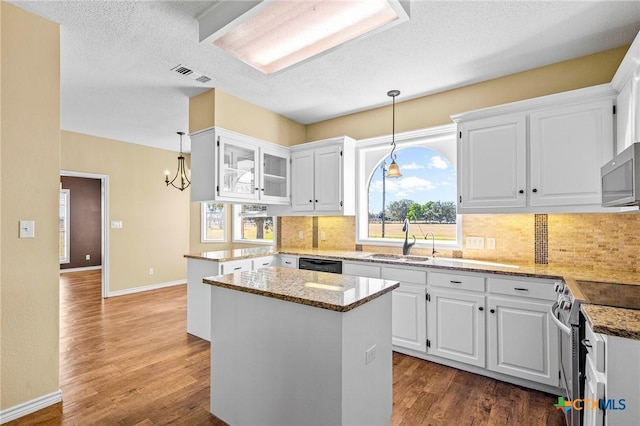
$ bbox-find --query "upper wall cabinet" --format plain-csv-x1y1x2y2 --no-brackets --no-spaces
268,136,356,216
453,85,616,214
190,127,290,205
612,31,640,154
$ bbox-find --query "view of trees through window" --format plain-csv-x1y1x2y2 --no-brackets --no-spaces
368,147,457,242
234,204,274,242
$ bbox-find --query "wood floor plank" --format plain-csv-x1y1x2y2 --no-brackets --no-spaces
7,270,564,425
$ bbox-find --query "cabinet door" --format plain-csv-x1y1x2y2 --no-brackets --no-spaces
218,134,259,201
392,283,427,352
190,129,217,202
487,297,558,386
458,114,527,209
291,149,315,212
530,100,613,206
583,358,605,426
252,256,275,269
260,146,290,204
427,288,485,367
314,145,343,212
617,77,634,155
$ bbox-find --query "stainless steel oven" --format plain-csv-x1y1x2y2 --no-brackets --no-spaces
550,281,582,426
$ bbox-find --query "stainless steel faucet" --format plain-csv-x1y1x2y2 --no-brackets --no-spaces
424,232,437,257
402,218,416,255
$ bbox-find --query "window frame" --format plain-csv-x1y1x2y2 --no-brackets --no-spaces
201,202,227,243
355,124,462,250
60,189,70,264
232,204,275,245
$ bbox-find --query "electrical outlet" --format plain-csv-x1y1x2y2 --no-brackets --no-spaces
320,231,326,241
86,254,91,260
365,344,377,365
466,236,484,249
111,220,123,229
487,238,496,250
148,268,154,275
298,230,304,239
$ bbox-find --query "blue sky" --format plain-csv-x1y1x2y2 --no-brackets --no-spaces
368,147,456,214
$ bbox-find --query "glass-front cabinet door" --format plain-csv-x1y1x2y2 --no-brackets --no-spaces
260,146,290,204
218,135,259,201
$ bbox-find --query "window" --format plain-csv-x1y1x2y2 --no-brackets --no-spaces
233,204,274,244
60,189,70,263
202,202,226,242
357,127,462,249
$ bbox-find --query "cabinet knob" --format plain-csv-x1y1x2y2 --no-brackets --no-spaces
490,309,495,314
309,200,313,203
532,188,538,193
519,189,524,194
479,307,484,311
315,200,318,203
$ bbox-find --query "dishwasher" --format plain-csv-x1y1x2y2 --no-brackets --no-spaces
298,257,343,274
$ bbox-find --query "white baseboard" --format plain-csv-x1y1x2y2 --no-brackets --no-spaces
60,265,102,273
0,390,62,424
107,279,185,297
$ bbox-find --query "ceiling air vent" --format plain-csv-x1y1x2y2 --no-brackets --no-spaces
171,64,211,84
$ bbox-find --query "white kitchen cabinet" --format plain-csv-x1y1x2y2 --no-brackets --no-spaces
189,127,290,204
453,85,616,213
458,114,527,209
252,256,275,269
382,266,427,352
529,100,613,206
487,296,558,386
427,288,485,367
342,261,381,278
270,136,356,216
612,30,640,155
583,355,605,426
278,255,298,268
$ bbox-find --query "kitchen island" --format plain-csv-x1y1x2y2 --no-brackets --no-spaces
203,266,399,426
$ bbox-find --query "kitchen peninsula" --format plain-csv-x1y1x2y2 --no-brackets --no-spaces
203,267,399,426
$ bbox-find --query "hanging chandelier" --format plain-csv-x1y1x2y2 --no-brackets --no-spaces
386,89,402,178
165,131,191,191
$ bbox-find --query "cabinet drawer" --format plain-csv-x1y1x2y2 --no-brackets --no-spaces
220,259,253,274
381,267,426,284
343,262,381,278
488,277,555,301
252,256,274,269
585,322,605,374
430,271,485,292
279,255,298,269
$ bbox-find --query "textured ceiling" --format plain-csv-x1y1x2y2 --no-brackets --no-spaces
9,1,640,153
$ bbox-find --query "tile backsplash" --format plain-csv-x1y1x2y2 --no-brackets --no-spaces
279,213,640,272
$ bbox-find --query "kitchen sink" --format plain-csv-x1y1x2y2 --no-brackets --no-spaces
366,253,430,263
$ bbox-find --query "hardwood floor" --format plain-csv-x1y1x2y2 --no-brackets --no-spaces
8,270,565,425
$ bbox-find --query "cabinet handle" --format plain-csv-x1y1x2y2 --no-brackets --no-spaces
233,267,242,271
309,200,313,203
581,338,592,350
315,200,318,203
261,263,269,266
490,309,495,314
261,188,265,192
284,261,292,265
450,280,462,284
519,189,524,194
514,287,529,292
532,188,538,193
255,187,259,191
479,307,484,311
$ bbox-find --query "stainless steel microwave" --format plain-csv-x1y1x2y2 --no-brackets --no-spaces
601,142,640,207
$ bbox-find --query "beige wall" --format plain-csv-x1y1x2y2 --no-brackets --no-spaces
189,88,306,146
305,46,628,141
61,131,190,292
1,2,61,410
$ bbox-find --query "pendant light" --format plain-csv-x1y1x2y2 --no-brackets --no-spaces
386,89,402,178
165,131,191,191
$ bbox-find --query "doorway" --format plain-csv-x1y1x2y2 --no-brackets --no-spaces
60,170,109,297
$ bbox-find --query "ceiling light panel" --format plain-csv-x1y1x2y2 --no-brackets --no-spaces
199,0,410,74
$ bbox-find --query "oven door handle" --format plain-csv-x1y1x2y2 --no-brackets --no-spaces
549,302,572,336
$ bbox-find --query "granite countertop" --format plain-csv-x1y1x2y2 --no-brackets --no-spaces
581,304,640,340
184,246,275,262
203,266,399,312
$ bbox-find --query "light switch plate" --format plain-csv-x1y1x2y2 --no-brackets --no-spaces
19,220,35,238
466,236,484,249
111,220,123,229
487,238,496,250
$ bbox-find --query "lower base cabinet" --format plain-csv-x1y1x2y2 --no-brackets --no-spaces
391,283,427,352
487,296,558,386
427,288,486,367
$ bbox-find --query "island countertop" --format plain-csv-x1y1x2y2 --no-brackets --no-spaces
203,266,399,312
